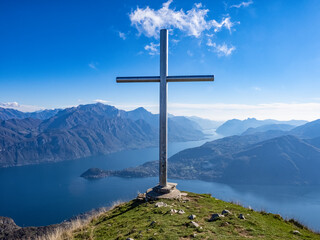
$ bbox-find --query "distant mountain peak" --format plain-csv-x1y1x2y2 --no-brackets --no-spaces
133,107,148,112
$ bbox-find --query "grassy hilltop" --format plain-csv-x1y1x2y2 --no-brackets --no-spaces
59,192,319,240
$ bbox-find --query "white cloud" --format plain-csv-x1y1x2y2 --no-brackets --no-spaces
0,102,20,108
129,0,236,38
207,39,235,56
144,42,160,55
230,1,253,8
119,31,126,40
0,102,44,112
88,63,97,70
94,99,110,104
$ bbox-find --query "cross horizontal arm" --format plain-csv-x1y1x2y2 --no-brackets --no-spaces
116,75,214,83
116,76,160,83
167,75,214,82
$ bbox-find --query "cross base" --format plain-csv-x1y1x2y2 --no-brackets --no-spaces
146,182,181,200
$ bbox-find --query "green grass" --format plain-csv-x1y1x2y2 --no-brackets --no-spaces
70,192,320,239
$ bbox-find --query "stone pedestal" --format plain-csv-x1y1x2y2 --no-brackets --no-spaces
146,182,181,200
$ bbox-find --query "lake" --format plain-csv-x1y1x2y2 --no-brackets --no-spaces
0,132,320,231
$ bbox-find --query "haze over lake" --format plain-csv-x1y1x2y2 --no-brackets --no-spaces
1,133,320,231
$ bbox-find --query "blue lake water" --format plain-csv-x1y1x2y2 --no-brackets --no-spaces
0,133,320,231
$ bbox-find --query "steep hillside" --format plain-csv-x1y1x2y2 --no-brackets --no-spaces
242,124,295,135
124,107,204,141
290,119,320,139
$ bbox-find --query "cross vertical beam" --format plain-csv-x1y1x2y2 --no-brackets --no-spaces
116,28,214,196
159,29,168,187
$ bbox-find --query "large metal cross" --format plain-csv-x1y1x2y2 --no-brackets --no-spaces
117,29,214,188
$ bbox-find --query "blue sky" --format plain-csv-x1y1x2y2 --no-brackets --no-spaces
1,0,320,120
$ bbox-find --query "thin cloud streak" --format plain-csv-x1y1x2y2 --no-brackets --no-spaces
207,39,235,56
167,102,320,121
113,102,320,121
0,102,44,112
230,1,253,9
94,99,110,104
88,63,97,70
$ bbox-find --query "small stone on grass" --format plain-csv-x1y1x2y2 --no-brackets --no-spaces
178,209,185,214
292,230,301,235
155,202,167,207
189,221,200,228
170,209,178,214
209,213,223,222
221,209,232,216
149,221,157,226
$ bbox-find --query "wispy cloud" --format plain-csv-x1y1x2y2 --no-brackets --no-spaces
167,102,320,121
207,39,235,56
112,101,320,121
0,102,44,112
94,99,110,104
88,62,98,70
118,31,126,40
187,50,193,56
0,102,20,108
171,39,180,44
129,0,236,38
230,1,253,8
144,42,160,55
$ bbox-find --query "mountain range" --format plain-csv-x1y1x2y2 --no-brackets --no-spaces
0,103,206,168
216,118,308,136
0,107,60,120
82,118,320,185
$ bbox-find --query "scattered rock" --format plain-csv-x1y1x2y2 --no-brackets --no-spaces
149,221,157,226
170,209,178,214
137,193,146,201
155,202,167,208
220,222,230,227
209,213,223,222
188,214,196,220
126,238,134,240
221,209,232,216
178,210,185,214
238,214,245,220
292,230,301,235
189,221,200,228
192,233,197,238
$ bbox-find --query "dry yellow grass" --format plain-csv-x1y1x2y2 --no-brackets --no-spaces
38,201,123,240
